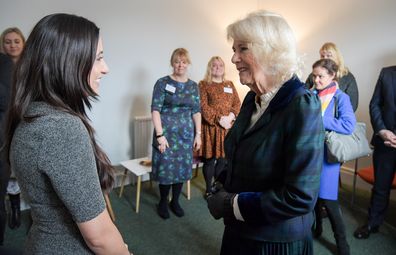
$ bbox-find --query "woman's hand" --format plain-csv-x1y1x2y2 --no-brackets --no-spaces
219,113,235,130
193,134,201,151
157,136,169,153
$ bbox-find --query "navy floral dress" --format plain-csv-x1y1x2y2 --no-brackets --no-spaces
151,75,200,185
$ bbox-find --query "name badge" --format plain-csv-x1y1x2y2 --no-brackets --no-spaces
224,87,233,94
165,84,176,93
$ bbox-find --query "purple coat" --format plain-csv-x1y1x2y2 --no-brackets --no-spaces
319,89,356,200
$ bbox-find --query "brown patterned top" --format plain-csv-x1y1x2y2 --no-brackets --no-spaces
199,80,241,159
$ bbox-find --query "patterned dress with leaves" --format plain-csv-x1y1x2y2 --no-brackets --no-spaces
151,75,200,184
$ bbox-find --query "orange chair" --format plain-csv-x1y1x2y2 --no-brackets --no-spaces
352,162,396,206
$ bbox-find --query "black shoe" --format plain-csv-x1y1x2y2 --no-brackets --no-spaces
353,224,379,239
169,201,184,217
157,202,170,219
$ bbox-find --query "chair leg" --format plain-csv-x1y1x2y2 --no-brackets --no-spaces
187,180,191,200
193,163,199,178
104,193,116,222
339,174,343,189
352,158,359,207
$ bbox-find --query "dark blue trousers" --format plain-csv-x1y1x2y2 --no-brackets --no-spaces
368,146,396,227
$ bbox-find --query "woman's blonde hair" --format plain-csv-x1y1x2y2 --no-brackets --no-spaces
0,27,26,53
227,10,300,86
320,42,349,78
170,47,191,65
203,56,226,83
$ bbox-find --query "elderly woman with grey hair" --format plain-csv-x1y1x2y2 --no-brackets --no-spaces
206,10,324,255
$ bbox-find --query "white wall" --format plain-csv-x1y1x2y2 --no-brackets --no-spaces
1,0,395,166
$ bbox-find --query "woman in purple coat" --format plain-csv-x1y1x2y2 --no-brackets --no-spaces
311,59,355,255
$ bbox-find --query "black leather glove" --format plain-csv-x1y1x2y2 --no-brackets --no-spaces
207,188,236,220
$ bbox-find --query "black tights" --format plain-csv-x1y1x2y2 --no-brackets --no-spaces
159,183,183,204
202,157,226,193
314,199,349,255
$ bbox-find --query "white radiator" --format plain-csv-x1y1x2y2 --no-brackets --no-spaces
133,115,153,158
115,115,153,187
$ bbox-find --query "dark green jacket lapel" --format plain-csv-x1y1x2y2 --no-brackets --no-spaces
234,76,306,141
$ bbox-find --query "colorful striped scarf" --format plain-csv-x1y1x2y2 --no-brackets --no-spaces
317,82,338,116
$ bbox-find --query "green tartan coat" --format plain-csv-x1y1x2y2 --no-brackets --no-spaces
223,76,325,242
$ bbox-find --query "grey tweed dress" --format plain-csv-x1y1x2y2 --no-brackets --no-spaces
10,102,106,254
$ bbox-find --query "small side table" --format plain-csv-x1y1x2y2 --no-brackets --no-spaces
119,157,151,213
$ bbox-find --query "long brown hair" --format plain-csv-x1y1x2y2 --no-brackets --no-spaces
5,13,114,193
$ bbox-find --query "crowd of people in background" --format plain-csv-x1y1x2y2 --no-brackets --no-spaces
306,42,359,112
0,8,395,255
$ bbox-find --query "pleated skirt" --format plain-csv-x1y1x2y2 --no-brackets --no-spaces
220,228,313,255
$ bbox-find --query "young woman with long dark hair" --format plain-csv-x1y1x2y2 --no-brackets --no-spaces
5,13,131,255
